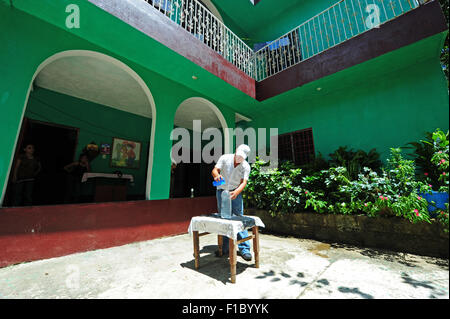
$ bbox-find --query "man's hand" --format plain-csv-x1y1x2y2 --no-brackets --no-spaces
212,167,223,182
230,190,240,200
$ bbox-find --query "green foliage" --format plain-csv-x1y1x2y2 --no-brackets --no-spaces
436,204,449,233
244,138,447,230
298,152,330,176
329,146,382,180
430,129,449,193
386,148,419,196
243,159,304,216
405,131,441,190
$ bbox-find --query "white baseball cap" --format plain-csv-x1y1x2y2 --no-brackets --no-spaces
235,144,250,161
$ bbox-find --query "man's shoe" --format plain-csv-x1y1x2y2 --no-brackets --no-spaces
239,251,252,261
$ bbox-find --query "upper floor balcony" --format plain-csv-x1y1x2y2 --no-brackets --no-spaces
253,0,424,81
86,0,447,99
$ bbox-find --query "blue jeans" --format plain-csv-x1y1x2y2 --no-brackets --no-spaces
216,189,251,255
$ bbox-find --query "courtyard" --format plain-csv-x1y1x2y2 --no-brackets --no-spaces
0,232,448,299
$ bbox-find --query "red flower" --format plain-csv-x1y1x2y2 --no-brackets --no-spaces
416,212,420,217
424,172,429,176
443,172,447,176
417,196,422,200
305,191,308,195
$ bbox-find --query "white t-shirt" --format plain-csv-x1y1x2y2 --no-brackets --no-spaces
215,154,251,190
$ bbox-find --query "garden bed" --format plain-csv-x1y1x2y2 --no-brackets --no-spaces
246,208,449,258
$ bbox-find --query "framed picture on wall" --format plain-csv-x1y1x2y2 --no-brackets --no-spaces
111,137,141,169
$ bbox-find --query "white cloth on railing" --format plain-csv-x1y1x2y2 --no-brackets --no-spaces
81,173,134,183
188,214,265,241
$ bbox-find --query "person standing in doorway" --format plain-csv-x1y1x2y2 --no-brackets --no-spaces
211,144,252,261
64,153,91,203
12,144,41,206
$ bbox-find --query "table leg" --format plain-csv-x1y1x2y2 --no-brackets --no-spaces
218,235,223,257
229,238,237,284
193,231,200,270
252,226,260,268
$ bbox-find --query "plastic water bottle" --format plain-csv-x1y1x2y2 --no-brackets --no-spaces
220,190,232,219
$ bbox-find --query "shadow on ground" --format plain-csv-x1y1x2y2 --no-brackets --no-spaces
180,245,255,284
330,243,449,270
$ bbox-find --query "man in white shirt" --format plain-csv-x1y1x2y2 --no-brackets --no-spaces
211,144,252,261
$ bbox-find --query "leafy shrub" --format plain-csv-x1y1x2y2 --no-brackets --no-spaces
329,146,382,180
436,204,449,232
429,129,449,192
298,152,330,176
406,129,449,191
405,131,441,188
243,159,304,215
244,151,434,225
243,136,447,231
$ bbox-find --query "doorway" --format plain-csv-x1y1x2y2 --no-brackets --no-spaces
170,148,216,198
4,118,79,206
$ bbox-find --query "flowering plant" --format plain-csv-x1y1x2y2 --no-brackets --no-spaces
430,129,449,192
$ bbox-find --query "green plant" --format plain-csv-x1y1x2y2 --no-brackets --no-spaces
430,129,449,192
404,131,441,189
405,129,449,191
386,148,418,196
243,158,304,216
329,146,382,180
436,204,449,233
243,144,446,232
298,152,330,176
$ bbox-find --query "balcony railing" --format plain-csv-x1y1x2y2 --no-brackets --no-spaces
253,0,422,81
143,0,425,82
143,0,255,78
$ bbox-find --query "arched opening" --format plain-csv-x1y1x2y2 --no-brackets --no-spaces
2,50,156,207
170,97,230,198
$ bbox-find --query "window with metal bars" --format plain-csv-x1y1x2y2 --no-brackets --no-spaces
278,128,315,166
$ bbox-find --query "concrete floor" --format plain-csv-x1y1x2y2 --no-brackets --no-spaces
0,232,448,299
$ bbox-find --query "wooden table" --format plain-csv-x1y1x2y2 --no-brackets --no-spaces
192,226,260,284
81,173,134,202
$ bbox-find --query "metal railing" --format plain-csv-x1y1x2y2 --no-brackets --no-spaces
143,0,255,78
144,0,425,82
253,0,422,81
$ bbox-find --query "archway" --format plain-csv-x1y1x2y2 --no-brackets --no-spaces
2,50,156,206
170,97,230,198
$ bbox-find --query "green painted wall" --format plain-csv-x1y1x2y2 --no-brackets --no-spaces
25,87,152,196
0,1,448,206
247,57,450,162
0,3,237,204
213,0,339,46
